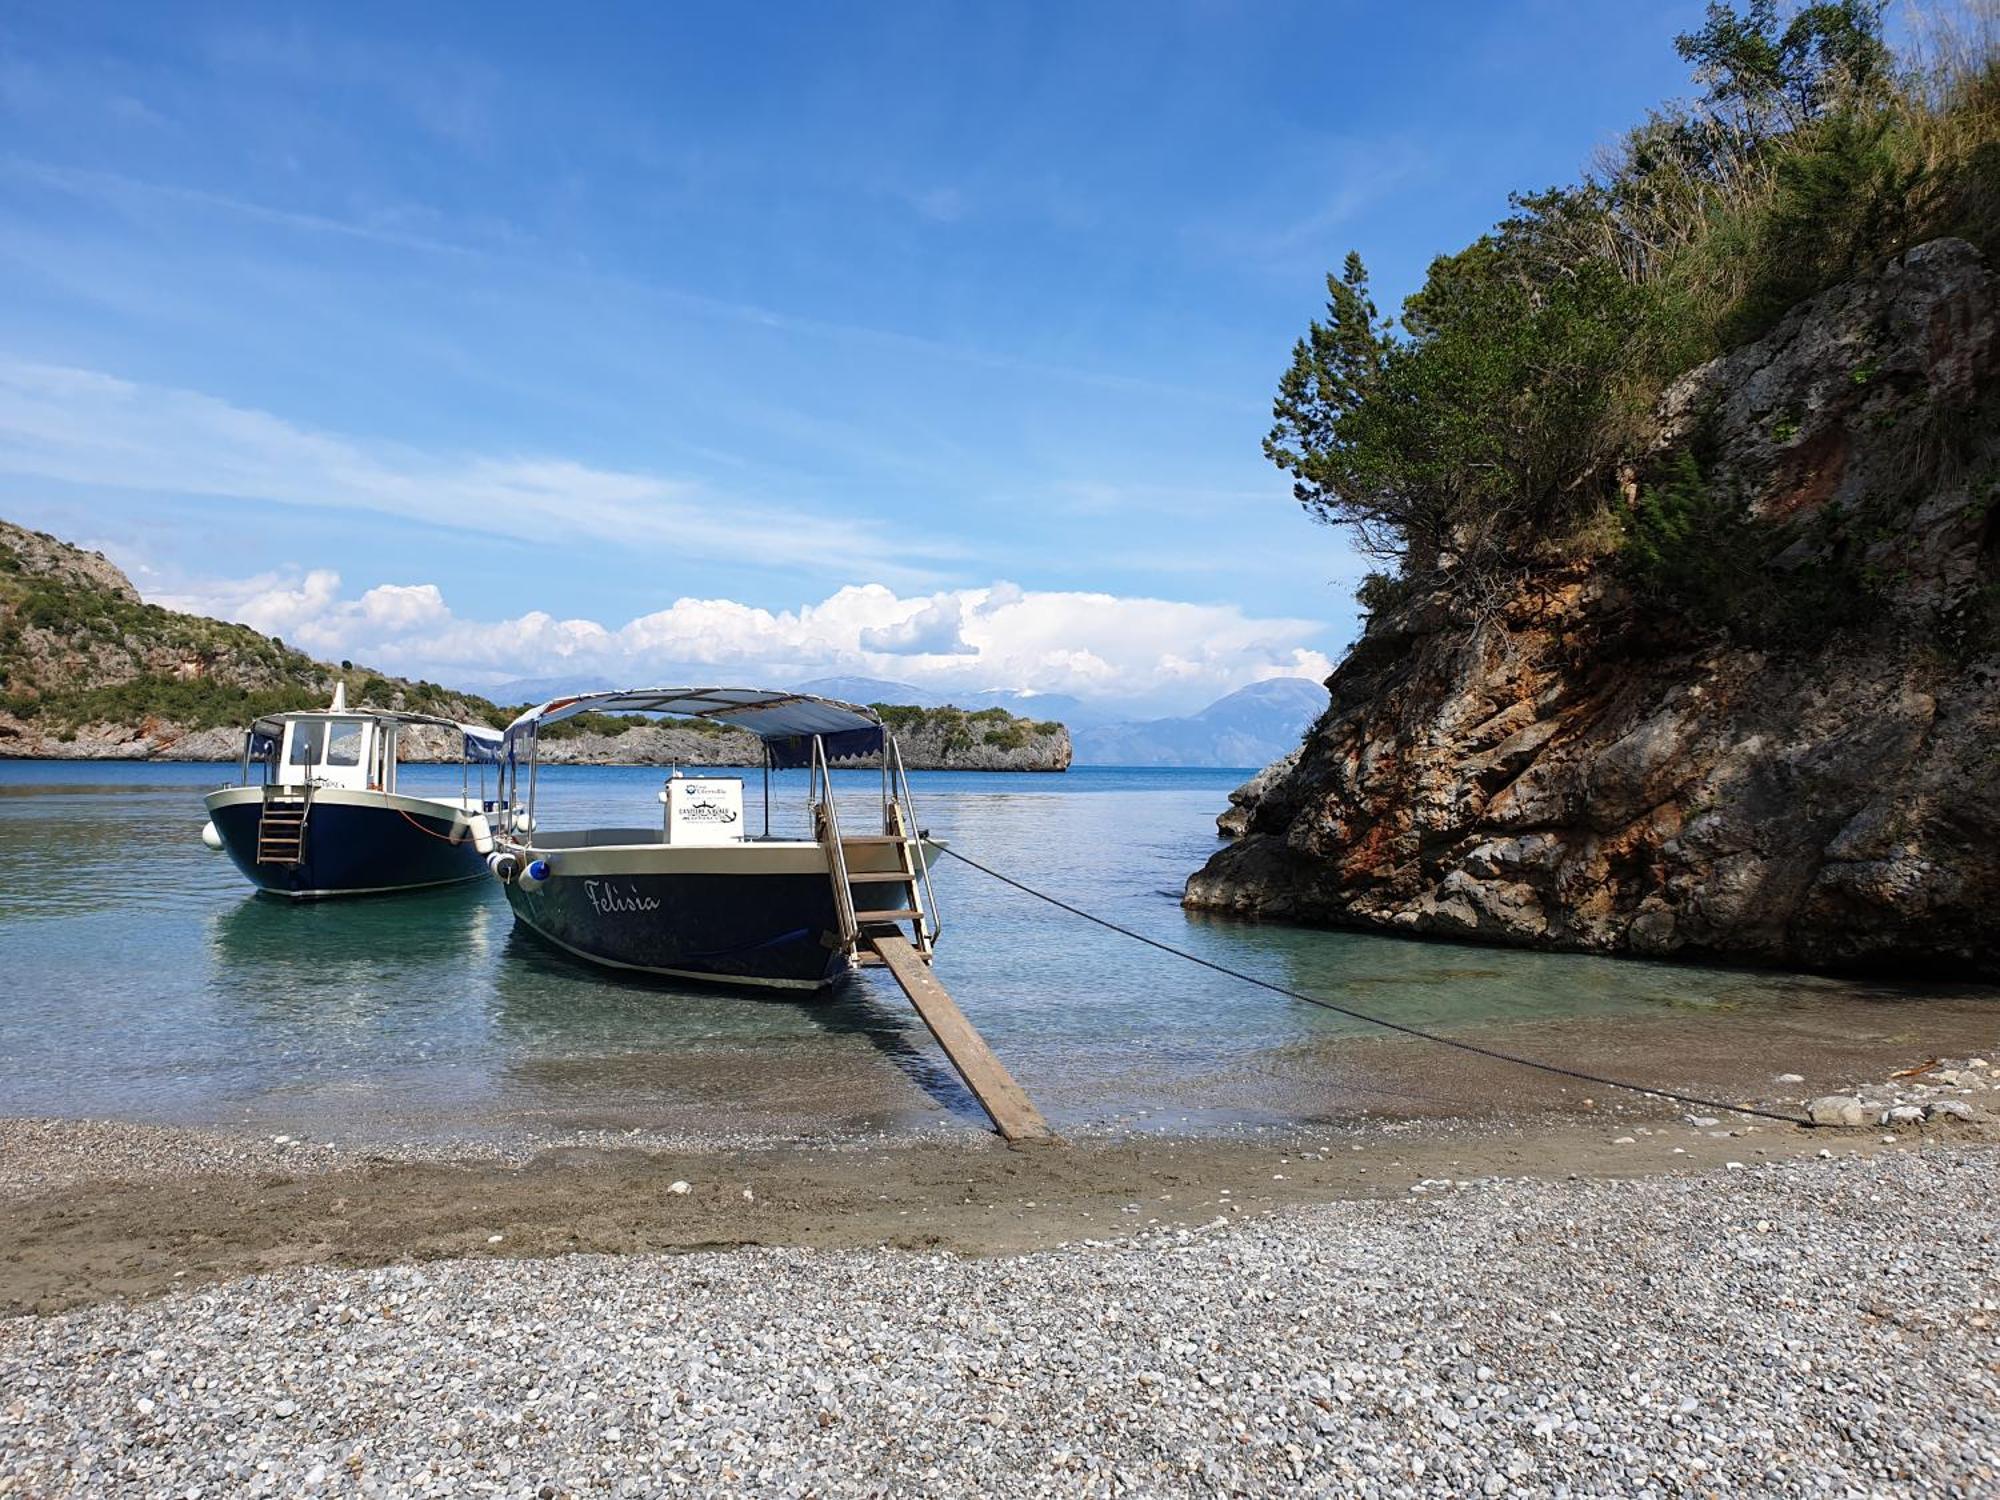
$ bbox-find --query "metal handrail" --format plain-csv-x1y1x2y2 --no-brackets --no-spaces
812,735,860,948
888,736,941,949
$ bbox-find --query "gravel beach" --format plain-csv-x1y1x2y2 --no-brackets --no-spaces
4,1146,1996,1498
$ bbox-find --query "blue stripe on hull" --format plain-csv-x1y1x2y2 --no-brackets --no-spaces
504,871,848,989
209,799,487,899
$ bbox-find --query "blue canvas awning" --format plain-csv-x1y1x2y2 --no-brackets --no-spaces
502,687,885,769
460,723,505,763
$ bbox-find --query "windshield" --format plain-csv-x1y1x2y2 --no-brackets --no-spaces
286,721,325,767
324,718,366,767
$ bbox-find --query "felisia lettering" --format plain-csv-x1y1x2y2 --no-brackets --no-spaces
583,879,662,915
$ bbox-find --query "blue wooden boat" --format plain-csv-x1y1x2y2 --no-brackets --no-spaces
490,687,940,991
202,686,506,899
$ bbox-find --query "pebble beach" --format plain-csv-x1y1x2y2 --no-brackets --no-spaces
4,1143,1997,1498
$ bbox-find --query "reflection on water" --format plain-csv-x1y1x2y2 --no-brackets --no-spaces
0,758,1994,1143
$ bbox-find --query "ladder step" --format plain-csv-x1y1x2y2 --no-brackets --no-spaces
840,835,910,846
848,871,913,884
854,907,922,920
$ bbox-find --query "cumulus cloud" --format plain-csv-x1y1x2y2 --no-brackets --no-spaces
154,570,1336,712
858,596,976,656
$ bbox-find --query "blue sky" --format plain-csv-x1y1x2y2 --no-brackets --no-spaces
0,1,1718,712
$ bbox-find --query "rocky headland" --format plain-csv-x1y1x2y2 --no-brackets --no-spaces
1189,240,2000,977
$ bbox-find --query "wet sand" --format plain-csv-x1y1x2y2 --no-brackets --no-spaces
5,1002,1996,1316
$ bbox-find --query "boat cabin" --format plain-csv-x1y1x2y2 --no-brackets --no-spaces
236,688,503,794
244,713,400,792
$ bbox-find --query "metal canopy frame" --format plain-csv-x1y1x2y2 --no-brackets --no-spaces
502,686,882,743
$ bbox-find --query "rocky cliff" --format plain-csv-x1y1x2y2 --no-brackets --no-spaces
0,520,1070,771
1187,239,2000,977
531,708,1071,771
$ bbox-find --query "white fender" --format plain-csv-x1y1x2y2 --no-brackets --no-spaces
488,851,519,884
518,858,550,892
200,820,223,851
466,812,495,857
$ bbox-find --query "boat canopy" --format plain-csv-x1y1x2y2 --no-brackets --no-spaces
502,687,885,769
248,709,505,764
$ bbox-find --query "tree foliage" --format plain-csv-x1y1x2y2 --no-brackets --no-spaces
1267,0,1998,613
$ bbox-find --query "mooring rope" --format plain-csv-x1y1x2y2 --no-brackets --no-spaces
395,806,475,844
937,845,1814,1128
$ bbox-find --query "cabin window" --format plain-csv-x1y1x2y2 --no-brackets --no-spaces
286,721,326,767
324,718,367,767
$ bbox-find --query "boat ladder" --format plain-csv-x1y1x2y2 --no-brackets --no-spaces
255,787,312,866
809,738,934,964
843,815,933,962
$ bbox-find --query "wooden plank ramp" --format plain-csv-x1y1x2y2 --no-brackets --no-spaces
863,927,1055,1143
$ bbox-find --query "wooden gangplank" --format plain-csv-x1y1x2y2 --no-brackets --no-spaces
864,928,1054,1143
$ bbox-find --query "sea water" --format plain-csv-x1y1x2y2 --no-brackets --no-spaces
0,760,1992,1143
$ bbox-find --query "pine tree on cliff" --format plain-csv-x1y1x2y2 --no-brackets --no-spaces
1261,252,1400,562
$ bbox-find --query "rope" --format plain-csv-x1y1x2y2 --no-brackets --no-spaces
937,845,1814,1128
395,806,478,844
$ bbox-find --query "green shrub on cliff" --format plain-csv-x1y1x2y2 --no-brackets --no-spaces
1269,0,1997,616
867,702,1057,754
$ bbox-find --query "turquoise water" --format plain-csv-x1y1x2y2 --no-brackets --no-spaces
0,760,1992,1142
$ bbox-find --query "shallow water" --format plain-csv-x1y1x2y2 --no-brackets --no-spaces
1,760,1993,1143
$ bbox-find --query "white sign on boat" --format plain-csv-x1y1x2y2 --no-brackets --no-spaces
664,776,745,845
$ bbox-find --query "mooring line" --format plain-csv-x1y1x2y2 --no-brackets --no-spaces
937,845,1814,1129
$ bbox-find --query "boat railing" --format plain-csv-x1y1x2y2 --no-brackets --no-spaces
810,735,860,949
888,736,941,950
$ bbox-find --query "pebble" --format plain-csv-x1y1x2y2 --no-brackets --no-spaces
1806,1095,1874,1129
667,1180,691,1195
4,1152,1998,1496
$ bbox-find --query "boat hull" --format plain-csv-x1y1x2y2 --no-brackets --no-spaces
205,787,490,899
502,864,849,990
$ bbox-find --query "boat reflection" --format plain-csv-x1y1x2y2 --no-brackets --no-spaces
485,924,976,1132
207,880,497,1028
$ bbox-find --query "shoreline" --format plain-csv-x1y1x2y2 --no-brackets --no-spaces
4,1036,1991,1317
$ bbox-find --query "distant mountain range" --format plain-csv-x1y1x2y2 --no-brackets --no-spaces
1070,678,1327,768
474,671,1327,768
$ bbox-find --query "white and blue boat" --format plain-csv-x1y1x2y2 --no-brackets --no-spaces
201,686,506,899
489,687,940,991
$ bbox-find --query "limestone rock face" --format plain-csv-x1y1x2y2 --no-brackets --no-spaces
1186,241,2000,976
1217,749,1302,838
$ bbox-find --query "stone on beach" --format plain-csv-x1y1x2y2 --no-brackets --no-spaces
1807,1095,1875,1128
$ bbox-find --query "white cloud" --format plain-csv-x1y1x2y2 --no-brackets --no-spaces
859,596,976,656
152,569,1335,712
0,356,955,582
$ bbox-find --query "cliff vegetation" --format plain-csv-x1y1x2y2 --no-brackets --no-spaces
1265,0,1997,626
1188,3,2000,976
